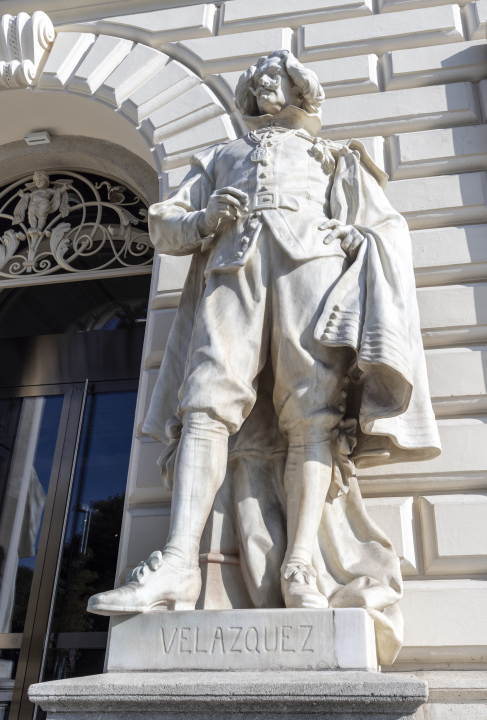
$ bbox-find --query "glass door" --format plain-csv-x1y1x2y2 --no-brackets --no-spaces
0,274,149,720
0,384,85,720
41,385,138,684
1,381,138,720
0,393,64,639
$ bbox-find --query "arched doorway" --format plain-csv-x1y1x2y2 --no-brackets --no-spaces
0,162,153,720
0,17,237,720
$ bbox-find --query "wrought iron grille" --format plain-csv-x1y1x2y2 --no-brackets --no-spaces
0,170,153,279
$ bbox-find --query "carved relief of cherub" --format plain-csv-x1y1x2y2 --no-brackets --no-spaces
12,170,71,235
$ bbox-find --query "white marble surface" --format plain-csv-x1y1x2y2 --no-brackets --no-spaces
106,608,377,672
89,49,442,669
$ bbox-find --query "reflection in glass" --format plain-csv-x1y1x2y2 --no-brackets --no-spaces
0,648,19,720
42,390,137,683
0,275,150,339
0,396,63,717
0,397,63,633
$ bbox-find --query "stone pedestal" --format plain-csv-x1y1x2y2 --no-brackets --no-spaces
29,670,427,720
28,610,428,720
106,608,378,672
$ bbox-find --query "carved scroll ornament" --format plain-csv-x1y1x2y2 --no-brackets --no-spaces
0,11,55,89
0,170,152,278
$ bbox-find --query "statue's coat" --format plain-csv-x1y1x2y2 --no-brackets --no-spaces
144,132,441,665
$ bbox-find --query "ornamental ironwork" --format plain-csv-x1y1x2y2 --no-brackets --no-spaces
0,170,153,278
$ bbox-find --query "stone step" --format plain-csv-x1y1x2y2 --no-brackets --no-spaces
28,668,427,718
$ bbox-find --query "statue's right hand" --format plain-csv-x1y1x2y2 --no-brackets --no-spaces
197,186,249,237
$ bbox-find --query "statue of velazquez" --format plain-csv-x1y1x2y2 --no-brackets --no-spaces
88,50,441,665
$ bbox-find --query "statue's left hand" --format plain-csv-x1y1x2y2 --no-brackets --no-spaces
320,219,365,259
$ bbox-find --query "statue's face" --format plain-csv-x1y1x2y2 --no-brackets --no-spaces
33,173,49,188
251,58,303,116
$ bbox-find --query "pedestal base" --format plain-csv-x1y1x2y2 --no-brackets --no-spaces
106,608,377,672
29,670,428,720
29,610,427,719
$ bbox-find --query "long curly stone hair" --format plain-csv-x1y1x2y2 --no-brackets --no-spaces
235,49,325,118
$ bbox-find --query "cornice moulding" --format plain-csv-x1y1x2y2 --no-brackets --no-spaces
0,0,229,25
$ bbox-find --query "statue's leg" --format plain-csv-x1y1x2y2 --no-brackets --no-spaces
87,412,228,615
270,245,350,609
88,238,270,616
28,207,38,229
280,433,332,609
88,412,228,615
163,411,229,571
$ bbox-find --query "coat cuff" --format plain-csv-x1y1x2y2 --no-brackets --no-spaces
182,211,205,246
183,210,219,252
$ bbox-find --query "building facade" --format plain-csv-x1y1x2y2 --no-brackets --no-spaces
0,0,486,718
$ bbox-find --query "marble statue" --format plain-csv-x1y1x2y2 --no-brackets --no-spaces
88,50,441,665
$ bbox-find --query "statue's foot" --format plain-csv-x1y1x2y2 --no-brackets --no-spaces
87,551,201,616
281,562,329,609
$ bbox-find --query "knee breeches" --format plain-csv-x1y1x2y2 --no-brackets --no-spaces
178,228,351,437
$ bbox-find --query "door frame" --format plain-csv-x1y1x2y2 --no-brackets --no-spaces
0,329,144,720
9,382,88,720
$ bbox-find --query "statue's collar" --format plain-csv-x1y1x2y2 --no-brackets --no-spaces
241,104,322,136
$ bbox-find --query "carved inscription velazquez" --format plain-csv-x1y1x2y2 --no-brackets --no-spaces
161,624,315,655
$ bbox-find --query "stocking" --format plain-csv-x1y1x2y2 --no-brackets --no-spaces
163,412,229,571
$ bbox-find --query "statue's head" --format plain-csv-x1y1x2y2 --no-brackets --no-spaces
235,50,324,121
33,170,50,188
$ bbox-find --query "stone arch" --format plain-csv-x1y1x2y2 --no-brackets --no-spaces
0,135,159,204
0,12,243,606
0,11,240,289
1,12,238,200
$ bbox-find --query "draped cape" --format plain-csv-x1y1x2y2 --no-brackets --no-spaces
143,139,441,666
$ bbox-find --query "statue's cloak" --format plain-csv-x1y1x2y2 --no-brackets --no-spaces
143,141,441,666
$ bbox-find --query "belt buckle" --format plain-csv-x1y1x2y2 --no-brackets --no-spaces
254,191,276,209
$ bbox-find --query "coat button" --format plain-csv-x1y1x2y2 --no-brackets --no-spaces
341,390,347,398
330,312,337,319
338,404,345,413
326,320,334,327
261,159,269,166
260,173,268,179
235,251,243,258
344,375,350,384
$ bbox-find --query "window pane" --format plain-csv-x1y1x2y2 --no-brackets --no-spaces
0,395,64,715
0,396,63,633
42,390,137,683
